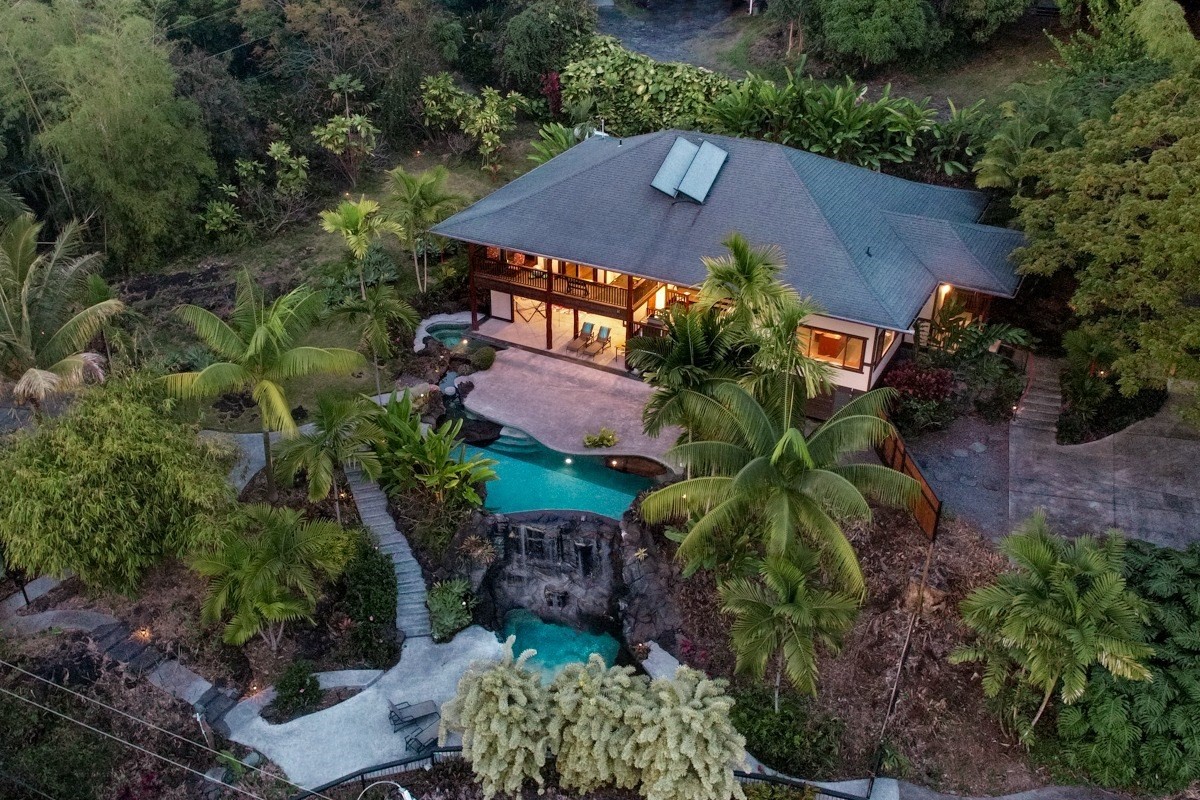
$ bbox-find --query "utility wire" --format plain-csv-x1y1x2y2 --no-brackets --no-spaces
161,3,240,33
0,685,265,800
0,658,337,800
0,766,61,800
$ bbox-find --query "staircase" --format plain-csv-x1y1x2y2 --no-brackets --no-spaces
345,469,432,639
1012,357,1063,435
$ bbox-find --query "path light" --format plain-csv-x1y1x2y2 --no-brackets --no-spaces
461,338,469,345
564,457,573,465
610,460,618,467
132,627,152,643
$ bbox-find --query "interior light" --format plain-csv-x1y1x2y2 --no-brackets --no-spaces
938,283,952,297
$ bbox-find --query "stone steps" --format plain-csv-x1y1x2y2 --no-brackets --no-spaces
1013,357,1065,434
346,469,432,639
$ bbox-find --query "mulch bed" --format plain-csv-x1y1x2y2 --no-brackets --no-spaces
239,466,362,527
327,760,644,800
260,685,362,725
665,507,1051,796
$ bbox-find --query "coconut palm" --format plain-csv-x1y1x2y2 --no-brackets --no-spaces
640,383,918,595
721,554,859,710
951,513,1152,734
696,233,799,330
320,196,403,299
275,394,384,524
625,304,745,440
0,214,125,415
386,165,464,293
165,271,365,500
332,284,419,395
191,503,353,652
743,297,835,428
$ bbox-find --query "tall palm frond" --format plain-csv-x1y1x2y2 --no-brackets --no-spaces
385,165,464,293
332,284,419,394
697,233,799,330
320,197,403,299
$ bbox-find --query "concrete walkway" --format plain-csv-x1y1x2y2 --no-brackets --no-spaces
462,348,680,466
345,467,432,639
1010,374,1200,547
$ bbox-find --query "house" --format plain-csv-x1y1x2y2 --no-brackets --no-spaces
432,130,1022,407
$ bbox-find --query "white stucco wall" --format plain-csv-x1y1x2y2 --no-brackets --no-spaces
805,313,877,392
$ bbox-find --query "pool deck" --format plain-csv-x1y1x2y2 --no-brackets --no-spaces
460,348,681,467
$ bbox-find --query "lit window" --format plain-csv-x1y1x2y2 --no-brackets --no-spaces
798,326,866,371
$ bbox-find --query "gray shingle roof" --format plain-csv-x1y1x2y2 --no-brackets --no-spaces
432,130,1023,331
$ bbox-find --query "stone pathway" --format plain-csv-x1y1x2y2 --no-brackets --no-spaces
345,468,432,639
907,416,1010,538
1011,358,1062,434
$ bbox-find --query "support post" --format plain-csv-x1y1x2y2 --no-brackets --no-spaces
546,296,554,349
468,244,479,330
573,308,579,339
625,275,635,369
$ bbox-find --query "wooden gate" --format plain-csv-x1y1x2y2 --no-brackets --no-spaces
876,433,941,541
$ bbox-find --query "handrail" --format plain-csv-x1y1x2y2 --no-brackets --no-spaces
475,257,662,314
289,746,873,800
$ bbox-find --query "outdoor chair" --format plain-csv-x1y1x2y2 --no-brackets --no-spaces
388,699,439,734
582,327,612,358
405,717,441,755
566,277,591,298
566,322,595,352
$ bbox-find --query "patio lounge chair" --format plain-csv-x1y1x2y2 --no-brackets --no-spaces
565,322,595,352
405,717,441,755
388,699,439,734
582,327,612,358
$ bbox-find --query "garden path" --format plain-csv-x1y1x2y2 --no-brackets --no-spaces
1009,357,1200,547
344,467,432,639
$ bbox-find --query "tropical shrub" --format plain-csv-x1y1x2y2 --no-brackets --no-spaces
191,504,354,651
470,346,497,371
549,656,645,792
441,638,553,797
499,0,597,93
528,122,577,165
0,376,233,594
730,686,842,779
272,660,321,719
582,427,618,448
814,0,947,70
420,75,525,172
950,513,1153,738
880,359,957,435
341,532,399,667
559,37,730,135
1056,541,1200,791
1057,329,1167,444
428,578,476,642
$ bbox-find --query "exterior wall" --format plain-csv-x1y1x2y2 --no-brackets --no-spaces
805,313,878,393
490,290,513,321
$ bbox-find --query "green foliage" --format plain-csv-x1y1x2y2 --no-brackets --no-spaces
0,375,233,594
385,164,465,293
560,36,730,135
272,660,322,718
1055,540,1200,791
742,784,816,800
419,75,525,172
428,578,476,641
0,0,215,269
1014,73,1200,420
470,345,497,371
583,427,618,448
528,122,578,165
814,0,946,69
548,656,645,792
950,513,1153,738
0,214,125,409
341,532,399,667
442,638,553,797
721,555,859,702
729,685,843,779
499,0,597,93
376,390,498,508
1126,0,1199,67
311,114,380,188
191,504,354,651
332,283,419,392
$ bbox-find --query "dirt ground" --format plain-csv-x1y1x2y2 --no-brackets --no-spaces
668,508,1051,796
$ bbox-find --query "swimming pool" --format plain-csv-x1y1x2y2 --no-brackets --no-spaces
502,609,619,679
426,322,476,352
464,429,651,520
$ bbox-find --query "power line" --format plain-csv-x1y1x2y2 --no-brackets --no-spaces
0,685,265,800
161,3,241,33
0,766,61,800
0,658,337,800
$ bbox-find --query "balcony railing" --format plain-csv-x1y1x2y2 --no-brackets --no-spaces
475,257,659,314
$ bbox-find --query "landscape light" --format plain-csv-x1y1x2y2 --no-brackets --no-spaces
564,457,573,465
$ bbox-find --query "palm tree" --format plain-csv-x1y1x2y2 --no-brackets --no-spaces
721,554,859,711
191,503,353,652
951,513,1153,734
332,284,419,395
625,304,744,440
640,383,918,595
0,214,125,416
165,271,365,500
386,165,464,294
696,233,799,330
275,394,384,524
743,297,835,429
320,197,402,300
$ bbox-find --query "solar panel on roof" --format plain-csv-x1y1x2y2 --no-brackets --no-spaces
651,137,700,197
677,141,728,203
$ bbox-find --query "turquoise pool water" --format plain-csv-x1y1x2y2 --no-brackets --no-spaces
502,609,619,678
464,432,650,519
426,322,475,352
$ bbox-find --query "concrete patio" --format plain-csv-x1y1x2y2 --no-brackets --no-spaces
1009,392,1200,548
461,348,680,466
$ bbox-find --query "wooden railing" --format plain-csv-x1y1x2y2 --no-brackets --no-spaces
877,430,941,540
475,257,659,315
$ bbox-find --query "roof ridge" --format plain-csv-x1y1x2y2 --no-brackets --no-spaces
882,211,1021,297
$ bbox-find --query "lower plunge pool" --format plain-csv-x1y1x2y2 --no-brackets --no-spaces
464,430,651,520
502,609,619,679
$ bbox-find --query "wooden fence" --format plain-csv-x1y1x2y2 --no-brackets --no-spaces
876,432,941,541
